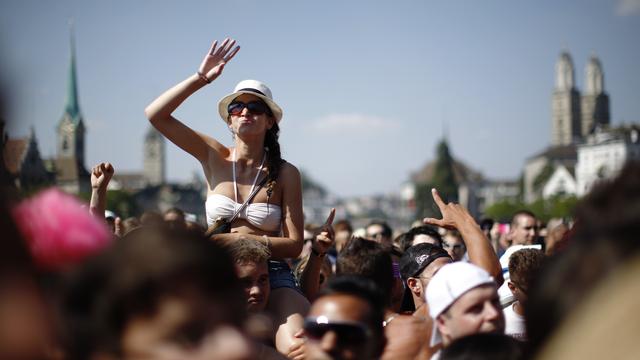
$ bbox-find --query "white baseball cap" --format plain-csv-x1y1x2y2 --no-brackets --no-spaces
425,262,495,346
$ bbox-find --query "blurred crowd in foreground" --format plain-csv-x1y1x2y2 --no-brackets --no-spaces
1,159,639,360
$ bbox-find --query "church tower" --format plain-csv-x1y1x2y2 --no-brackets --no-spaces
143,126,165,186
55,29,89,194
57,31,86,165
551,51,582,145
581,55,610,135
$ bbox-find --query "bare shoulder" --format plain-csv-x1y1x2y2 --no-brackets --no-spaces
203,138,231,164
386,314,429,332
201,145,232,184
279,162,301,182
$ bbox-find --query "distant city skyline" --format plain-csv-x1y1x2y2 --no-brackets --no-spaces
2,1,639,197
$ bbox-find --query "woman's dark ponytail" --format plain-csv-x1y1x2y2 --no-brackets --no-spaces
264,122,284,202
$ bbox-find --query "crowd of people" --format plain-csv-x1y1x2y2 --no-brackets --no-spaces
2,38,639,360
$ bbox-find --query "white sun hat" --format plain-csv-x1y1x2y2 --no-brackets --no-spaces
217,80,283,123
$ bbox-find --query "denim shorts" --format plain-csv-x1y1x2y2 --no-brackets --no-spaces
268,260,302,293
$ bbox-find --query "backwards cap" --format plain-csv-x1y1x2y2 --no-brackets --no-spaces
425,262,495,346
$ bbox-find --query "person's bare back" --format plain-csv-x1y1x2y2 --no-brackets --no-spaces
381,314,433,360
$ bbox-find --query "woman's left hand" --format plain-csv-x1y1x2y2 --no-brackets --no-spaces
197,38,240,83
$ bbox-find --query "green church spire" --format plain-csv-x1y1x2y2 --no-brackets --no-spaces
64,26,82,124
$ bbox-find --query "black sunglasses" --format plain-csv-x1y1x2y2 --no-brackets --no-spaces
443,243,465,250
228,101,272,116
303,318,371,344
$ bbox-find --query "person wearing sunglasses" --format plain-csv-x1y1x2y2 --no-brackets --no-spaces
398,225,444,252
303,276,386,360
145,38,308,356
442,230,467,262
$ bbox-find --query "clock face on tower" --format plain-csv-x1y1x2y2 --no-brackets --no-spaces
147,146,156,158
63,121,75,134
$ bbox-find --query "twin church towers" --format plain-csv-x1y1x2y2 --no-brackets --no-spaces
552,52,610,146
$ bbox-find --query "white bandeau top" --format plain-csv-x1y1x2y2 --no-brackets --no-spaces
206,194,282,232
205,149,282,233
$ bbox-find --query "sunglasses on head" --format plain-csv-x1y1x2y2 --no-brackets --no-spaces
303,317,371,344
228,101,272,116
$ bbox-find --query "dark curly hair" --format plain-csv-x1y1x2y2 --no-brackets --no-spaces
264,122,285,201
508,248,544,294
336,237,393,306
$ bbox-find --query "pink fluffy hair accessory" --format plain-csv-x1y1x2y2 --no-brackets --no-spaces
11,188,112,271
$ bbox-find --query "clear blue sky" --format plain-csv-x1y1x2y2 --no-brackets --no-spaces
2,0,639,197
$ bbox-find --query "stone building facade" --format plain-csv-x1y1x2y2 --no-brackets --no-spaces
143,126,165,186
525,51,612,202
551,52,610,146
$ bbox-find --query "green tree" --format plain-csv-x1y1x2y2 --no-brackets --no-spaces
415,139,458,219
483,194,578,224
550,195,578,219
516,173,525,202
483,200,526,223
415,182,437,220
105,190,139,219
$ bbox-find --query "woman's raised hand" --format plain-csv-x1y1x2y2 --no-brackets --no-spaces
197,38,240,83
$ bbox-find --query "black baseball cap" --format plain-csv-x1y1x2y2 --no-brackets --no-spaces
399,243,451,279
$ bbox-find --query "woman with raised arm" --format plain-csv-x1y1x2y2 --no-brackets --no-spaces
145,38,308,354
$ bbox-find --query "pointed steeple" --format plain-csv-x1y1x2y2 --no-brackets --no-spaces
442,119,449,142
56,21,87,172
29,126,36,143
64,23,82,125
